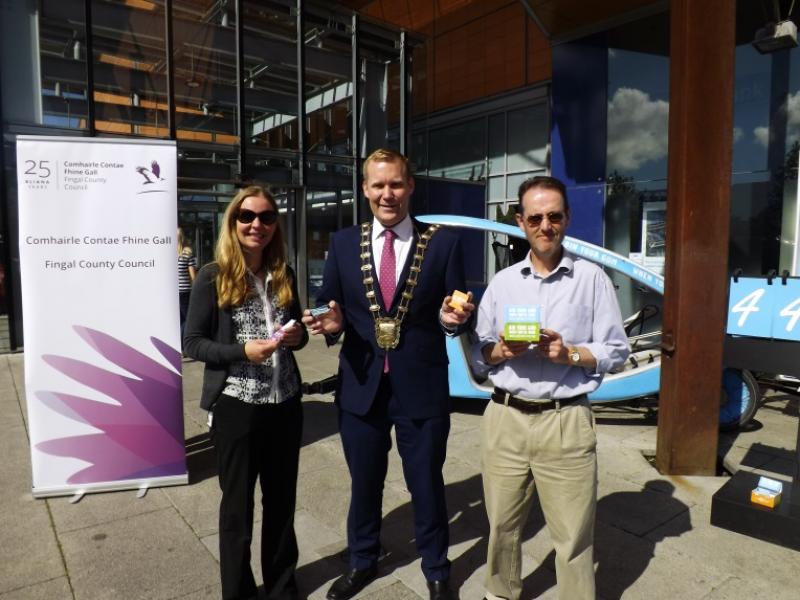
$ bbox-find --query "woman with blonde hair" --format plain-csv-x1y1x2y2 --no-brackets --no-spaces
184,185,307,600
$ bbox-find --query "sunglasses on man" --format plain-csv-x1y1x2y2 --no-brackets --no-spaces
523,211,566,227
236,209,278,225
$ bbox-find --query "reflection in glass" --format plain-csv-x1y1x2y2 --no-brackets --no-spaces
507,105,548,172
488,113,505,175
304,10,353,158
428,119,486,180
306,183,355,307
39,0,88,129
90,0,168,138
173,1,237,144
244,2,298,151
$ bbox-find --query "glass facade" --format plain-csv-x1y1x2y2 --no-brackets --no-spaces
4,0,800,352
594,4,800,318
0,0,415,350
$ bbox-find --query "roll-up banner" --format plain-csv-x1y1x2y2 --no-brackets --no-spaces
17,136,188,498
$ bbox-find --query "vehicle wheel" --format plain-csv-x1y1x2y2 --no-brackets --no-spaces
719,368,760,431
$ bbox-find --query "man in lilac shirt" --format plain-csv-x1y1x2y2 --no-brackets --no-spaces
471,175,629,600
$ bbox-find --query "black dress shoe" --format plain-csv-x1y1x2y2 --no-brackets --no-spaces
326,566,378,600
427,579,456,600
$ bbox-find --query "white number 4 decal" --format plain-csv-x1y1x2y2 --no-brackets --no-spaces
731,288,765,327
779,297,800,332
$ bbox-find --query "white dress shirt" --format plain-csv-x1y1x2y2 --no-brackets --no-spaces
371,215,414,285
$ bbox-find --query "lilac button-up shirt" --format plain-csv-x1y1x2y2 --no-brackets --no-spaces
471,250,630,400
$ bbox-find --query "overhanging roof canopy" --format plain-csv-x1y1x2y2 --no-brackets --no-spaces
519,0,666,41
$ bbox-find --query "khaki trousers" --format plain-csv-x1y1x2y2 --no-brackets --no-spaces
481,398,597,600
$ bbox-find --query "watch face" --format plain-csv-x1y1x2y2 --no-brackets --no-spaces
570,350,580,363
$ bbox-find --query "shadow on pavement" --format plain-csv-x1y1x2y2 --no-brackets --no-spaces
591,479,690,599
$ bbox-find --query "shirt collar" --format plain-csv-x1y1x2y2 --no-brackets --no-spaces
518,248,574,279
371,214,413,243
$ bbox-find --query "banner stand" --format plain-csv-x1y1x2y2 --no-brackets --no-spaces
17,136,188,498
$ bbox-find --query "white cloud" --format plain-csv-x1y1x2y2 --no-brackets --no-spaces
754,126,769,147
753,90,800,147
607,87,669,172
733,127,743,143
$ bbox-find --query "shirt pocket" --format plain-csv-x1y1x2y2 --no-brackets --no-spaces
547,301,593,342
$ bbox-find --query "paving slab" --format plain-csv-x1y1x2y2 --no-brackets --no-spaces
0,577,72,600
163,475,220,538
701,575,797,600
0,431,65,595
596,474,693,537
60,507,218,600
594,519,727,600
47,487,172,534
646,501,800,593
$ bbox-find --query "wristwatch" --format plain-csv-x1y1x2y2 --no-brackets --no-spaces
568,346,581,365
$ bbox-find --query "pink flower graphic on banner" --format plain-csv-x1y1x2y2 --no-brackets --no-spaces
35,326,186,484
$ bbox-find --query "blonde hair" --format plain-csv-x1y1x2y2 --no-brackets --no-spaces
362,148,411,180
214,186,293,309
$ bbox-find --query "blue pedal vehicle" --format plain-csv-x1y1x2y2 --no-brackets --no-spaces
417,214,760,430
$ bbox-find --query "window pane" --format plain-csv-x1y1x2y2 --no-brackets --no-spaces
488,176,505,201
507,105,547,172
39,0,87,129
507,170,543,199
173,0,237,144
304,10,353,158
488,113,505,175
428,118,486,180
245,2,298,151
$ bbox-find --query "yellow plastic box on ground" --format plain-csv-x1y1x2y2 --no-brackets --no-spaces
750,476,782,509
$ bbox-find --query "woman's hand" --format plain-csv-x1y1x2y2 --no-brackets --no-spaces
244,338,281,363
280,322,304,348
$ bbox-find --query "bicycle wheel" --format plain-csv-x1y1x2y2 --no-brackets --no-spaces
719,368,760,431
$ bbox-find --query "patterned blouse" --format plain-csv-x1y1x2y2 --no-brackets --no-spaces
222,272,300,404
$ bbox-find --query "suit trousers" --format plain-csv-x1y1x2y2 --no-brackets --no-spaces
481,398,597,600
338,375,451,581
212,393,303,600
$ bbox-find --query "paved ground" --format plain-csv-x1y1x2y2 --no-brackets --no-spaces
1,335,798,599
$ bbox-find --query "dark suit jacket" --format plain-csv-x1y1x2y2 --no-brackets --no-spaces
183,263,308,410
317,219,468,419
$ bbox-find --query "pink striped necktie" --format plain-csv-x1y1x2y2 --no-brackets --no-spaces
379,229,396,373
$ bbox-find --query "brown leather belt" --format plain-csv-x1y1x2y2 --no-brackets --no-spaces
491,388,585,414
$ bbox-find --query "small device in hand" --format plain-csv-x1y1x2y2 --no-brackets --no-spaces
270,319,296,341
309,305,331,317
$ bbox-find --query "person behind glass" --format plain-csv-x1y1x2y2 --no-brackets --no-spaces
301,148,474,600
177,227,197,342
184,185,308,600
471,176,629,600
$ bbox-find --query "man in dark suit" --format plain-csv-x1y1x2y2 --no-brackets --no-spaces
302,148,474,600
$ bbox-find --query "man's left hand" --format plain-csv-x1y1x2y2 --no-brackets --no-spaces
537,328,569,364
440,291,475,327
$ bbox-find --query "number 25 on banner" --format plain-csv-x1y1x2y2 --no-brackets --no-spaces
727,277,800,341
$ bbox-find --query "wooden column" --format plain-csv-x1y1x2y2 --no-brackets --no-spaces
656,0,736,475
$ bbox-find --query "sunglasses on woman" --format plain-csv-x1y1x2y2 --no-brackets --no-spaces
236,209,278,225
524,211,565,227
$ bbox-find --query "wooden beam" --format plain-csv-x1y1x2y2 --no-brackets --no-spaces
656,0,736,475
